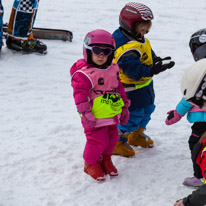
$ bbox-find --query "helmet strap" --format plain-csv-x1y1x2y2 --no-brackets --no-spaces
133,32,143,40
188,74,206,108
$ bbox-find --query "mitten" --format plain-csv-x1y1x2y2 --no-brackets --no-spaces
119,100,130,125
76,102,91,114
76,102,96,128
120,106,130,125
165,110,183,125
82,112,96,128
151,56,175,76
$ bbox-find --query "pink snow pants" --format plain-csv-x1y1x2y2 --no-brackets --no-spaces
83,124,119,165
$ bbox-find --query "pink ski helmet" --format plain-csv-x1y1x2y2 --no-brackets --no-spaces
83,29,116,66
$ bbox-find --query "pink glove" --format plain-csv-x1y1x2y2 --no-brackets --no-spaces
82,112,96,128
76,102,91,113
76,102,96,128
165,110,183,125
120,107,130,125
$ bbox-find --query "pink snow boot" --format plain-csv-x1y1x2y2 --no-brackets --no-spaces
101,154,118,177
84,161,105,182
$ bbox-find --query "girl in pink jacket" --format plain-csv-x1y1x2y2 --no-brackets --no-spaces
70,29,130,182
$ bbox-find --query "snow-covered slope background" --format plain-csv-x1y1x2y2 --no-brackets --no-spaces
0,0,206,205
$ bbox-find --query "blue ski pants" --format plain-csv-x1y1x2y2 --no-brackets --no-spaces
0,0,39,43
118,104,155,133
8,0,39,39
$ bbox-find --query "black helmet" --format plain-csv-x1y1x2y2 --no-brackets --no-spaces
189,28,206,61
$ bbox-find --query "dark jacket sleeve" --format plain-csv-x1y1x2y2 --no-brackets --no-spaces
183,184,206,206
118,51,152,81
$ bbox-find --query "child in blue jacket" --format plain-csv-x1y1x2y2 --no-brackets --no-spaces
112,2,175,157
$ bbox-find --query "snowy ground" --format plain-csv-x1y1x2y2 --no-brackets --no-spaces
0,0,206,205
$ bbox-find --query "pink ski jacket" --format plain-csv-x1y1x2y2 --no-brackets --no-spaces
70,59,129,128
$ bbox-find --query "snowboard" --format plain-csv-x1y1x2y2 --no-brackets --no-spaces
3,24,73,42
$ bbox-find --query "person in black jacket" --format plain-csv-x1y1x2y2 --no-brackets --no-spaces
174,184,206,206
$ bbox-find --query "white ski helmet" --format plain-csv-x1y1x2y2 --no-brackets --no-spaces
181,58,206,107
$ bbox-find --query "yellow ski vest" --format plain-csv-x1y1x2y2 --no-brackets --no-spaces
113,39,153,88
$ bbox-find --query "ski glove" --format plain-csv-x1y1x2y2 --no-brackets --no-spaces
120,99,130,125
76,101,92,113
150,56,175,76
120,106,130,125
165,110,183,125
153,56,162,64
76,102,96,128
82,112,96,128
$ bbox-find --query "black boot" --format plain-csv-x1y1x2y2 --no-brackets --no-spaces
6,36,47,54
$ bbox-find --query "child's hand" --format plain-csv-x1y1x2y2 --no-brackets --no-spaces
77,102,91,113
76,102,96,127
165,110,183,125
151,56,175,75
120,107,130,125
153,56,162,64
82,112,96,128
174,199,184,206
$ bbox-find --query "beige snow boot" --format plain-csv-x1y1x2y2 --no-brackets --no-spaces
128,128,154,147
